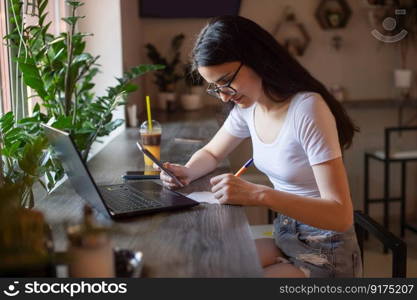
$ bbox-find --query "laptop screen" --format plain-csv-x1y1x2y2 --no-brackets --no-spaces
42,124,111,217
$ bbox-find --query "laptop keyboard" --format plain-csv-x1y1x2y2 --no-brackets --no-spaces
100,185,164,213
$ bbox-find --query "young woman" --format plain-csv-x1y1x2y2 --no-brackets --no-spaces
159,16,362,278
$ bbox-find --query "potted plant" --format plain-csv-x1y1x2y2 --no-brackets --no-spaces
1,0,162,277
0,110,57,207
180,64,205,111
0,112,56,276
4,0,163,164
145,34,185,111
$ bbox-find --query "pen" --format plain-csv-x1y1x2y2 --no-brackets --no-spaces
234,158,254,177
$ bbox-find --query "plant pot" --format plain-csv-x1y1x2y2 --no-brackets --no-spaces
157,92,176,111
180,94,204,111
394,69,413,89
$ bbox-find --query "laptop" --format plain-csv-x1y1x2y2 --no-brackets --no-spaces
42,124,199,220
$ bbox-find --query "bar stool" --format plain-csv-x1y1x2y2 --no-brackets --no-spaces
354,211,407,278
364,126,417,237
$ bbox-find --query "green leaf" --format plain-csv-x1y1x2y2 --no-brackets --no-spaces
104,119,124,132
51,47,65,61
39,0,48,14
123,83,138,93
16,58,47,99
62,16,85,26
7,142,21,158
24,76,46,94
48,36,65,45
18,136,48,177
73,53,93,64
18,116,39,126
4,127,24,140
66,1,84,8
16,61,39,77
52,117,73,129
39,15,47,27
0,112,15,130
73,40,86,56
79,83,95,93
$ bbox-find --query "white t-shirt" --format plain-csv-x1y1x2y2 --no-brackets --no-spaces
223,92,342,198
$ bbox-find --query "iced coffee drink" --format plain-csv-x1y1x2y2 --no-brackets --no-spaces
139,120,162,170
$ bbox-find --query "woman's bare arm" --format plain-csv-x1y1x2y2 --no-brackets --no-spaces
185,125,245,182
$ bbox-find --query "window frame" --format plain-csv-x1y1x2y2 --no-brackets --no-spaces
0,0,12,114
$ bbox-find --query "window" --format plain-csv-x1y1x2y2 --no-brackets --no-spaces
0,0,11,114
0,0,67,118
0,0,29,119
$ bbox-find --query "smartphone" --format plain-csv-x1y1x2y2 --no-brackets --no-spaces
122,171,160,180
136,142,185,187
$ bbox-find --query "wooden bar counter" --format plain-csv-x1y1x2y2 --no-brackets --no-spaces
35,109,262,278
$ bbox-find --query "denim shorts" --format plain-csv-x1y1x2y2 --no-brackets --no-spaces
273,214,363,278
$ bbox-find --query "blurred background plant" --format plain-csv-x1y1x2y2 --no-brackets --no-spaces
145,33,185,92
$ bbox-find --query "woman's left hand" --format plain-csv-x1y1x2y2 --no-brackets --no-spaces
210,173,270,205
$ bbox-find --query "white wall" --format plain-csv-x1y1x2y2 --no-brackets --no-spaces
120,0,145,124
78,0,124,157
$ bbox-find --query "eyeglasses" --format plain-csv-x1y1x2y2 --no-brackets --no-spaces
206,63,243,99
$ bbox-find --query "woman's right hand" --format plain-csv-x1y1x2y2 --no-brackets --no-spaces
158,162,192,189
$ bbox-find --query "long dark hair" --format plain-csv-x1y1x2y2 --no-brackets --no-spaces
191,16,359,150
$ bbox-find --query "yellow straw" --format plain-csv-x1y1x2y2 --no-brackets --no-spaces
146,95,152,131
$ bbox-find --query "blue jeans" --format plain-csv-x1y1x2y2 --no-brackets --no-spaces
273,214,363,277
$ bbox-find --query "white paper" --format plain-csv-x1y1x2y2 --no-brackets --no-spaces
186,191,219,204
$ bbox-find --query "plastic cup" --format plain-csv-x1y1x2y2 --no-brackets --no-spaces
139,120,162,171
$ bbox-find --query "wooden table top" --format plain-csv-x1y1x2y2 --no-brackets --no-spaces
36,109,262,277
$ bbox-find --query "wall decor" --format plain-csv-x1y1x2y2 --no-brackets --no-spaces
331,35,343,50
315,0,352,29
273,7,311,56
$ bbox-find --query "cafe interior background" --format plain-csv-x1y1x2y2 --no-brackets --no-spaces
0,0,417,277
